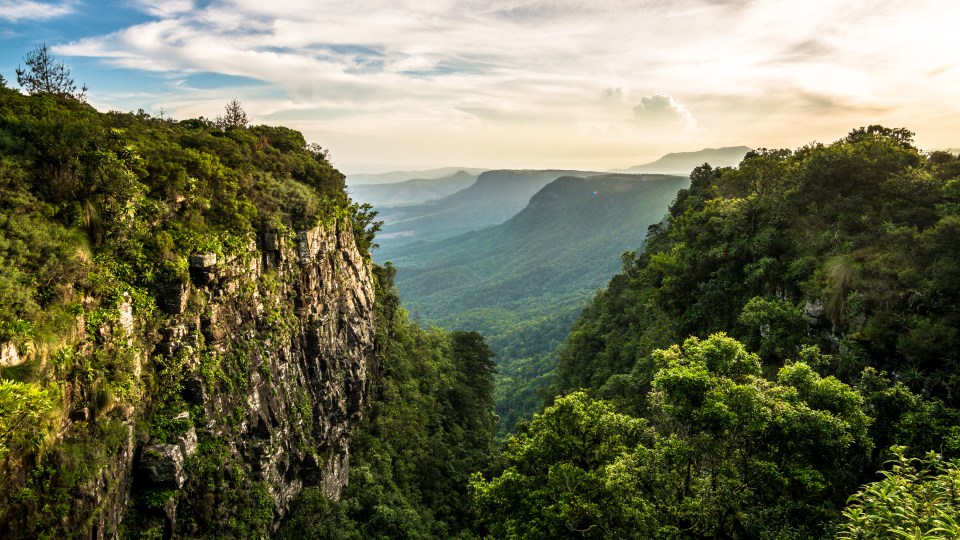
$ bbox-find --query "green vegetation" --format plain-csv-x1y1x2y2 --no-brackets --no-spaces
375,168,606,257
0,58,369,536
554,127,960,410
278,264,497,539
474,334,873,538
838,447,960,539
15,43,88,101
390,174,689,435
477,126,960,537
5,46,960,538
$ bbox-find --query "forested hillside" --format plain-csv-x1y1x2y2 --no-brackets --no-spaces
373,169,604,257
474,126,960,538
390,173,689,434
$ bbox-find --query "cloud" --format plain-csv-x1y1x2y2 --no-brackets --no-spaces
0,0,73,21
45,0,960,169
135,0,194,17
633,94,697,131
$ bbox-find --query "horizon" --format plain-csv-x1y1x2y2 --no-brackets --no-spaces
2,1,959,173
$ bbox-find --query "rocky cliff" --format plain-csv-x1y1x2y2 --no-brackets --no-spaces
1,220,376,539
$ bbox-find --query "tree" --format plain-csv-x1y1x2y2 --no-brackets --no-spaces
470,392,654,539
0,73,7,88
15,43,87,101
474,334,874,538
214,98,249,129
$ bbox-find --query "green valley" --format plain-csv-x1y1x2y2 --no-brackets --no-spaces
387,173,690,433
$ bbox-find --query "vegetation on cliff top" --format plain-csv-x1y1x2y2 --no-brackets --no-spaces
0,65,378,536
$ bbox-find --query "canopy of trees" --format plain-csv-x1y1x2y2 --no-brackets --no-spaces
526,126,960,537
473,334,874,538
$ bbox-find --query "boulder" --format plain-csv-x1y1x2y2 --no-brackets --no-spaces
140,444,185,488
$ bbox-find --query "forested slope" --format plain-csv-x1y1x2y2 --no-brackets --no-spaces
473,127,960,539
391,173,689,434
374,168,605,257
555,126,960,401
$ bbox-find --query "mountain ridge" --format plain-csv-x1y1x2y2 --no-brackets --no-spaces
346,166,487,185
374,168,607,258
348,170,479,207
618,145,752,174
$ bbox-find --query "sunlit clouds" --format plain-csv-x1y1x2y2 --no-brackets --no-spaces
24,0,960,171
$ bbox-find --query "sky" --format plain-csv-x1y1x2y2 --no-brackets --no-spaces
1,0,958,174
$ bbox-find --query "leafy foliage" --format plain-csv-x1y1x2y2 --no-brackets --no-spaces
474,334,873,539
0,379,58,461
555,127,960,413
528,127,960,536
838,447,960,539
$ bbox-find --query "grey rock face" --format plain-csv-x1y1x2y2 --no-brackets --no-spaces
140,445,186,489
804,298,825,324
141,220,376,532
34,220,376,539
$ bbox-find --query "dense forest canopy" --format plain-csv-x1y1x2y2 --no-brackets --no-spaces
471,126,960,538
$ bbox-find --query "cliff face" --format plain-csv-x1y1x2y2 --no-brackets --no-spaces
3,220,376,539
145,221,375,537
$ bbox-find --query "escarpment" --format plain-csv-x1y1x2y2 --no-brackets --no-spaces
145,221,376,536
1,221,376,539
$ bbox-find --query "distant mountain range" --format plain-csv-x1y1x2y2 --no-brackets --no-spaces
346,167,487,185
348,170,479,207
619,146,751,174
374,169,606,258
387,173,691,433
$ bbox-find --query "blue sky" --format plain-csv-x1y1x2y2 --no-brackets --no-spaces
2,0,959,173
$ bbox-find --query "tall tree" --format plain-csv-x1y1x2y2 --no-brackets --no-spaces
15,43,87,101
215,98,249,129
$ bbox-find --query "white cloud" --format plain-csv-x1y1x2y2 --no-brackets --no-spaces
135,0,194,17
0,0,73,21
633,94,697,131
51,0,960,169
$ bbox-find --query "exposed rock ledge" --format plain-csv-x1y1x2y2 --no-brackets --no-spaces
36,220,376,539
